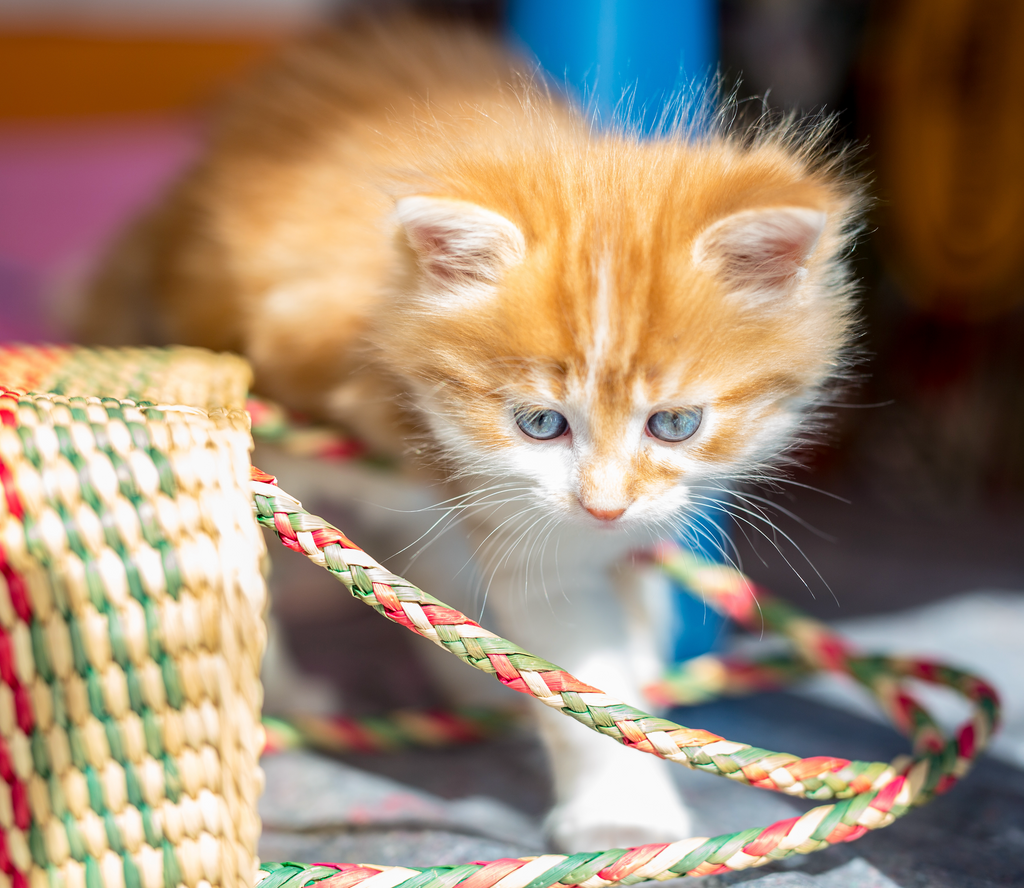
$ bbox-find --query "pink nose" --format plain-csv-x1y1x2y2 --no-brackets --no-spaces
585,506,626,522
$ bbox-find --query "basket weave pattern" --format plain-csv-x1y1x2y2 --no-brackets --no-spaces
0,346,266,888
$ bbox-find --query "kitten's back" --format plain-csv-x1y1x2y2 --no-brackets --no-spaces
79,15,557,417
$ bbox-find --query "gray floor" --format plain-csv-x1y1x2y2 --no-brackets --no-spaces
259,693,1024,887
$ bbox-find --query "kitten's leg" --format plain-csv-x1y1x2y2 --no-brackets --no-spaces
536,663,694,852
478,532,694,853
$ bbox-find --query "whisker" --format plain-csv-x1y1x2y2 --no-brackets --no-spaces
534,517,562,607
374,482,528,514
475,506,547,610
394,489,534,563
511,511,556,604
771,478,852,504
726,489,839,542
401,494,541,576
691,492,837,605
670,503,767,637
687,492,771,570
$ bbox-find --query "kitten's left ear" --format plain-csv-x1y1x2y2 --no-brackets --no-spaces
692,206,827,302
395,195,526,288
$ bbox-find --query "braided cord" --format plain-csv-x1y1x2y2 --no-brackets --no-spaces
262,709,509,754
250,468,1000,887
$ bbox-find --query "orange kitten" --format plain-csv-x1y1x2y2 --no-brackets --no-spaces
82,15,863,851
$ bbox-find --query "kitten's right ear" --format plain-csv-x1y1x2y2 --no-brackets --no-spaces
692,206,827,303
395,196,525,289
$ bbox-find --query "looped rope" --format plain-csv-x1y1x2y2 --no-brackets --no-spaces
250,467,1000,887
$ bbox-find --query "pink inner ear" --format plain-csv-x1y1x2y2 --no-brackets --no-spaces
698,207,827,293
396,196,526,286
410,228,466,282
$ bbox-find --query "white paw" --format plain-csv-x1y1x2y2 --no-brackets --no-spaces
545,781,694,853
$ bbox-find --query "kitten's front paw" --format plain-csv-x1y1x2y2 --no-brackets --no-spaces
545,784,694,853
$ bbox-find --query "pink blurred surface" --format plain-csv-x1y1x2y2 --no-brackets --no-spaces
0,116,201,341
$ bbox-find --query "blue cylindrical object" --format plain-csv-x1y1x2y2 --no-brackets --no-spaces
506,0,728,661
507,0,717,129
669,497,732,662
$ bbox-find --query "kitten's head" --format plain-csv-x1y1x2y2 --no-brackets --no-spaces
377,131,861,534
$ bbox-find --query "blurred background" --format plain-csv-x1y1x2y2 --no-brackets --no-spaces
3,3,1024,883
1,0,1021,619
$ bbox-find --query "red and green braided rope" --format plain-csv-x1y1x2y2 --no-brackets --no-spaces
261,709,510,754
249,467,1000,887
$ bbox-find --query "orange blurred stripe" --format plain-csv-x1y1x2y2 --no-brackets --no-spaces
0,31,283,118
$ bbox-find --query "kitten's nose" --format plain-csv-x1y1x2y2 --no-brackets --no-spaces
584,505,626,522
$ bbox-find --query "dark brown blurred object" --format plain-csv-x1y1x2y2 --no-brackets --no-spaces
865,0,1024,322
719,0,869,114
0,31,281,119
837,0,1024,514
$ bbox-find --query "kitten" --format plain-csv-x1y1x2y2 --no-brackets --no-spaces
81,14,863,852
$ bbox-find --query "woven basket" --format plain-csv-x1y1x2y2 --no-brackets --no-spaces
0,346,266,888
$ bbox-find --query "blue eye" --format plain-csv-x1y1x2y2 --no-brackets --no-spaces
647,408,702,442
515,408,569,440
